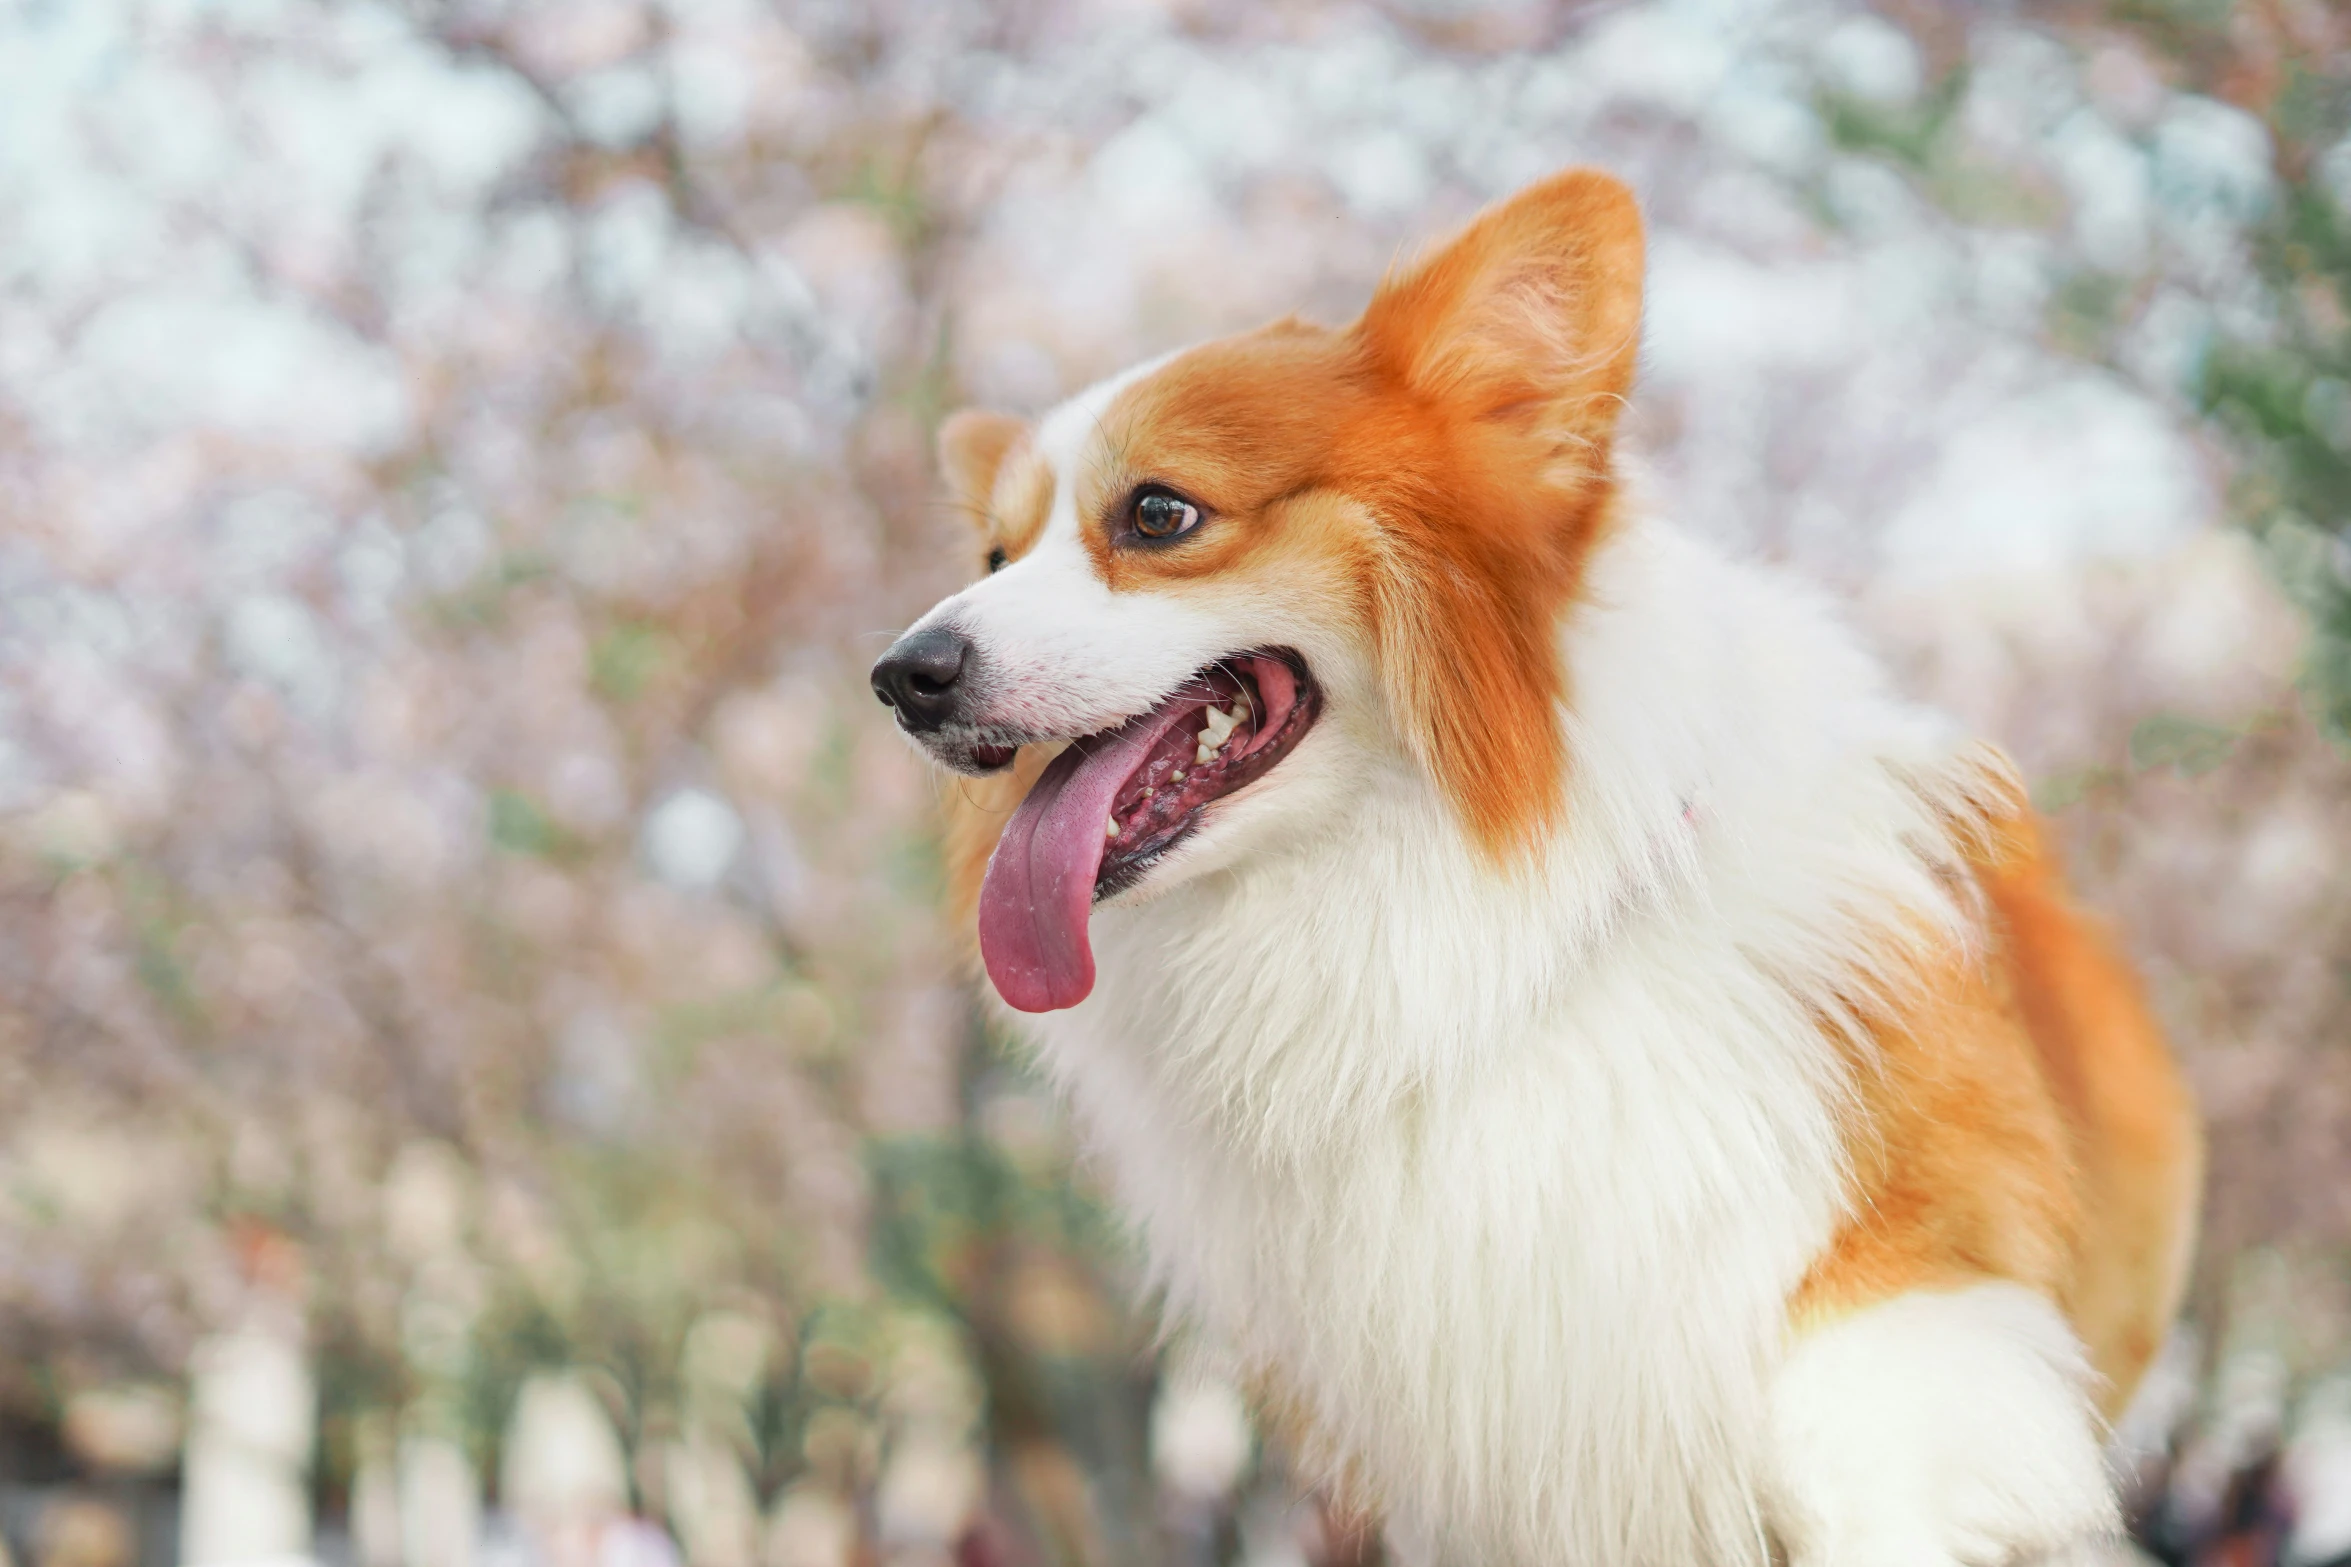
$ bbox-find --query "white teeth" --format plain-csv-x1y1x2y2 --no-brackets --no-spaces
1195,701,1244,767
1106,816,1118,838
1170,771,1184,783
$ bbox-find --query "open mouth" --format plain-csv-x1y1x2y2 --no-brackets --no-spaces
978,648,1321,1014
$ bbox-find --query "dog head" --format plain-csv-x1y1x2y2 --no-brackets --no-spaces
873,169,1646,1011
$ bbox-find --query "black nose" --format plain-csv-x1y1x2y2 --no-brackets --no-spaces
871,624,973,732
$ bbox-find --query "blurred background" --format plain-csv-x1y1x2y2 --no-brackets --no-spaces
1,0,2347,1563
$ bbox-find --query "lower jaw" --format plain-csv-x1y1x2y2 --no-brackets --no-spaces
1095,820,1196,902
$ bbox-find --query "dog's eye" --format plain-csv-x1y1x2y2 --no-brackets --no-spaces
986,546,1007,573
1132,486,1202,541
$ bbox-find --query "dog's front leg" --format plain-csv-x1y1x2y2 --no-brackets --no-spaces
1761,1281,2122,1567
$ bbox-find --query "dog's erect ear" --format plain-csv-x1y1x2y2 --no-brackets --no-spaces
937,410,1027,523
1356,168,1644,487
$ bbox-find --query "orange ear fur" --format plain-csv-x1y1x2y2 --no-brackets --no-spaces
937,409,1027,523
1358,168,1644,489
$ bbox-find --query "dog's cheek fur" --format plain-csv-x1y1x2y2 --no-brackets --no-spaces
1345,167,1646,860
1356,460,1619,861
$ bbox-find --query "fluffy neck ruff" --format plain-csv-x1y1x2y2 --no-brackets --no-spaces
1036,517,2005,1163
1010,517,2018,1566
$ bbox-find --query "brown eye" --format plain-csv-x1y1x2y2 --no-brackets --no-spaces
986,546,1007,573
1132,486,1202,541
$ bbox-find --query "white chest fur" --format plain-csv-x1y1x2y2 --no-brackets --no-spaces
1010,520,2001,1566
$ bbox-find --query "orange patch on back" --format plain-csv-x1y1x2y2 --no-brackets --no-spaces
1792,942,2082,1320
1794,799,2201,1418
1976,811,2203,1411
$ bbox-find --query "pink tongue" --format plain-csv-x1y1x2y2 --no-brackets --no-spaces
978,704,1195,1013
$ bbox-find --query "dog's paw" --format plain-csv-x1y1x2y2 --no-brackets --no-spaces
1762,1283,2121,1567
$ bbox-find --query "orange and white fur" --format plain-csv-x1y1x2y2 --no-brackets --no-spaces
873,170,2201,1566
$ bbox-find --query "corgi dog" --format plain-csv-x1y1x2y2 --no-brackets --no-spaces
871,169,2202,1567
